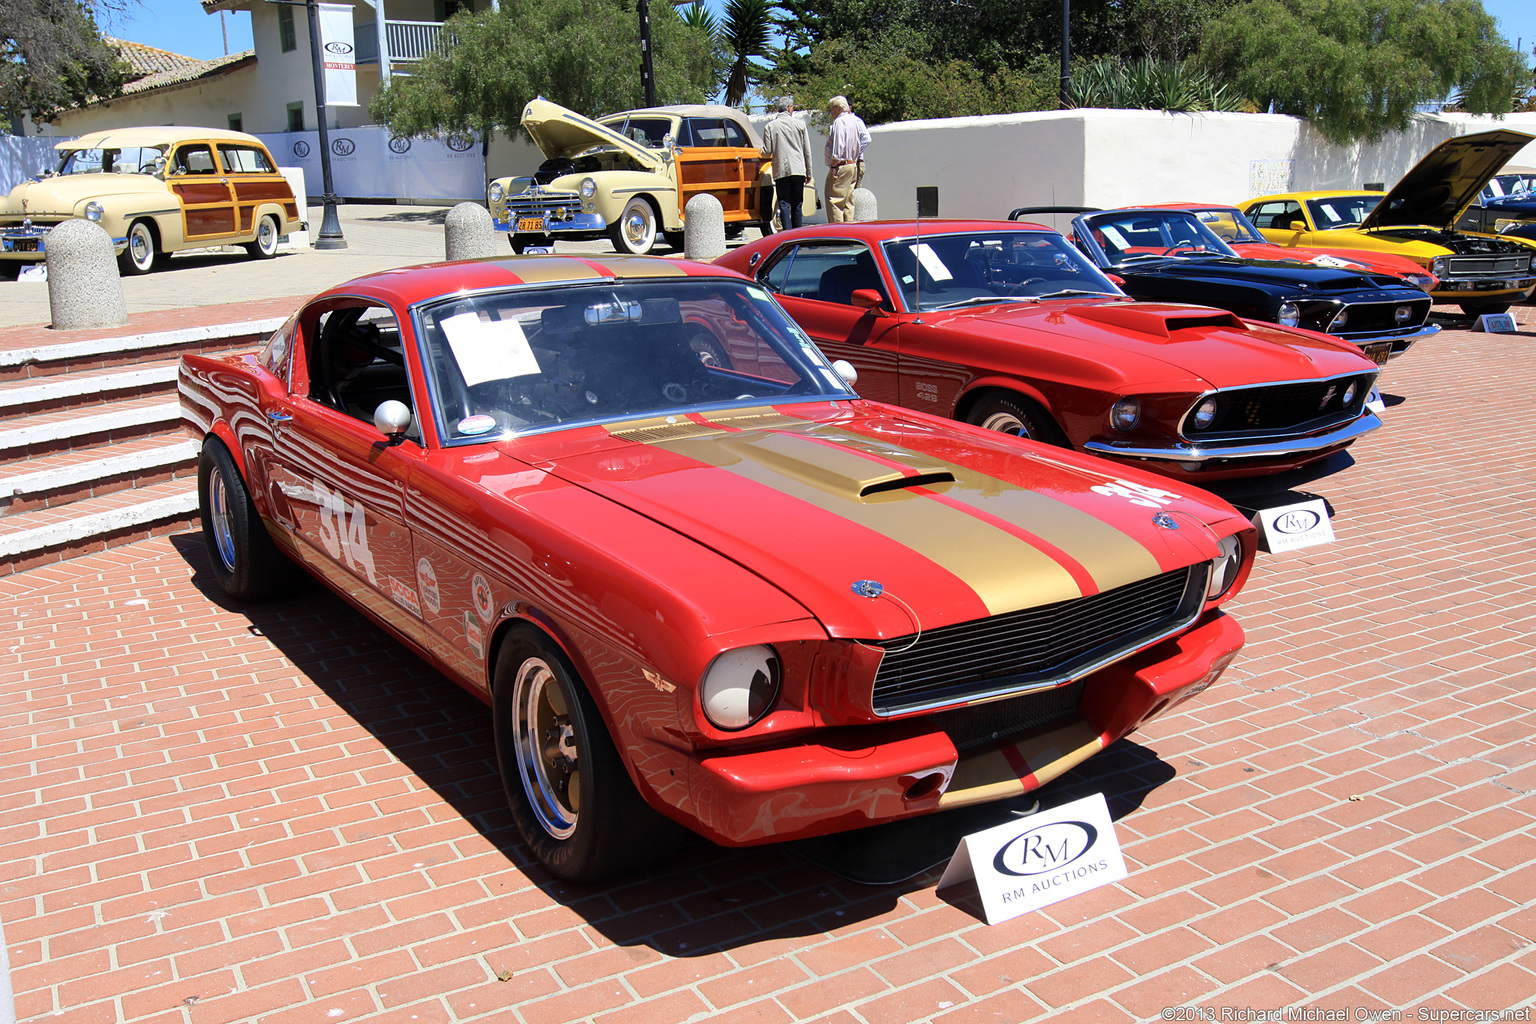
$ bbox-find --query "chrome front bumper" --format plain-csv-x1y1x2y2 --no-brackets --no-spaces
1084,411,1382,463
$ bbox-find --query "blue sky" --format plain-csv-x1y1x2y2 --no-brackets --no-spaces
110,0,1536,72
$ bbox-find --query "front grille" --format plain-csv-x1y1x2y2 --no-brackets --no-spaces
1446,255,1530,277
928,678,1088,752
868,566,1201,715
506,188,582,220
1329,300,1429,334
1190,373,1375,437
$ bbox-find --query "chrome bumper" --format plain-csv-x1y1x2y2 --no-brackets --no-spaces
492,212,607,234
1432,276,1536,294
1084,411,1382,463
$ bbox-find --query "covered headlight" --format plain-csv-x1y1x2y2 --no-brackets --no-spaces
1207,534,1242,599
1342,381,1359,406
1394,304,1414,323
579,177,597,200
1190,396,1219,430
700,645,781,730
1403,274,1434,292
488,182,504,205
1277,301,1301,328
1330,307,1348,330
83,201,104,222
1109,397,1141,431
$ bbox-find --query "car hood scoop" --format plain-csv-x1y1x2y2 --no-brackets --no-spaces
535,413,1213,639
1064,303,1247,338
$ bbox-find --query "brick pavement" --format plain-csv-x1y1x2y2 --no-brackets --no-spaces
1,320,1534,1024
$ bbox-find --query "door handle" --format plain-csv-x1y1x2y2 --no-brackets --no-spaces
266,410,293,424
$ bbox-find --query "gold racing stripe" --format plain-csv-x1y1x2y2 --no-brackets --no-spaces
938,720,1105,809
579,255,689,278
802,423,1164,593
483,257,606,284
652,429,1084,614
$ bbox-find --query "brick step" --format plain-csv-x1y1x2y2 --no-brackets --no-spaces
0,477,199,576
0,437,199,516
0,396,182,461
0,362,181,418
0,316,284,382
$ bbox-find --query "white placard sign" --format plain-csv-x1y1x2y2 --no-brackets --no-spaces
318,3,359,107
937,792,1127,925
1473,313,1518,334
1254,497,1335,552
440,312,541,386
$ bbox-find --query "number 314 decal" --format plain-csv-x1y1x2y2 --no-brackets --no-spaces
313,480,377,584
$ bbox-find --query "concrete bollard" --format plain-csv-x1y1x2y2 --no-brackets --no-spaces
853,188,878,222
683,194,726,261
45,219,128,330
444,202,497,261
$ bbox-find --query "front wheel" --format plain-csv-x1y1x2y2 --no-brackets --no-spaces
966,393,1067,446
1460,301,1511,316
493,630,679,881
118,219,158,275
609,197,658,255
198,438,301,601
245,214,279,259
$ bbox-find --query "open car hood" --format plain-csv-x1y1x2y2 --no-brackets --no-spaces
1362,129,1534,231
519,96,663,172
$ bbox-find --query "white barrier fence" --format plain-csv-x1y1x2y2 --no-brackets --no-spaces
254,127,485,202
1,135,69,194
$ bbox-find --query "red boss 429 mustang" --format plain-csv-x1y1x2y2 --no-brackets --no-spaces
180,254,1254,880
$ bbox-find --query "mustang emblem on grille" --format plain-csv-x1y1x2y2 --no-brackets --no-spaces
1153,512,1178,530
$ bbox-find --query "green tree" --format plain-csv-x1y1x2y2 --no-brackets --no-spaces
720,0,774,107
1200,0,1526,144
370,0,716,139
1,0,127,125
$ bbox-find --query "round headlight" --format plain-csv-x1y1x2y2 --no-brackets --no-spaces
1207,534,1243,599
1109,397,1141,431
1342,381,1359,405
1430,256,1449,276
1277,301,1301,328
1330,307,1348,330
1190,396,1219,430
580,177,597,200
1403,274,1434,292
1394,304,1414,323
83,201,104,222
487,182,503,205
700,645,781,730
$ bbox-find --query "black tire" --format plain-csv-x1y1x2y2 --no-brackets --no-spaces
118,219,158,275
965,393,1068,446
510,232,551,254
244,214,279,259
1460,302,1511,316
197,438,301,601
609,196,658,255
493,629,680,881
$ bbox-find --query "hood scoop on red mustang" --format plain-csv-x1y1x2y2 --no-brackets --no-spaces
1065,303,1247,338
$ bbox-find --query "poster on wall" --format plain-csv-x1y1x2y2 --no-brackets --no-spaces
1249,158,1294,197
318,3,358,108
255,127,483,202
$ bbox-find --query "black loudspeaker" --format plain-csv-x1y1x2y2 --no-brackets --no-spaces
916,186,939,218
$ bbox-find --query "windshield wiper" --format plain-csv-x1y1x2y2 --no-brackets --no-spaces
1035,289,1119,299
928,295,1033,310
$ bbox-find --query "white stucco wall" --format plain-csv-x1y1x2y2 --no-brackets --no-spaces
50,66,259,136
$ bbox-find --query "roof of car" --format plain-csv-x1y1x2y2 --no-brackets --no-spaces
749,219,1059,241
601,105,755,124
1246,191,1384,203
59,125,271,150
317,254,747,307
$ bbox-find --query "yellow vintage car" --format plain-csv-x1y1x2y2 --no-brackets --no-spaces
487,98,815,255
0,126,301,276
1243,129,1536,315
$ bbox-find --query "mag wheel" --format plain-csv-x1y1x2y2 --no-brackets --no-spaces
967,393,1065,445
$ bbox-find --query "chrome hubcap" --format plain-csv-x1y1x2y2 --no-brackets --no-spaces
513,658,579,839
208,468,237,572
622,209,652,248
980,411,1028,437
258,219,275,252
130,228,150,265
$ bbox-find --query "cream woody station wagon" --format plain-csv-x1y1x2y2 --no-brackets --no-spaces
1,126,301,275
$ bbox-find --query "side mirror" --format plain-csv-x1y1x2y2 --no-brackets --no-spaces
152,156,167,179
832,359,858,387
1105,273,1126,287
373,400,413,445
850,288,886,313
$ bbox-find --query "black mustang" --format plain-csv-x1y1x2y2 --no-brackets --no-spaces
1009,206,1439,363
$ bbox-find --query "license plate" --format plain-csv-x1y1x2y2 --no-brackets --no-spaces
9,239,39,252
516,217,545,233
1362,343,1390,366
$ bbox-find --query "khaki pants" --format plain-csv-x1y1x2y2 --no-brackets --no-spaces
825,163,858,223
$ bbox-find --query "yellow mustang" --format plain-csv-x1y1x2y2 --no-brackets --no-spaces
1244,129,1536,315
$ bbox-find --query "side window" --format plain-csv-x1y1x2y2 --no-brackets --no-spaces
218,145,276,174
760,242,885,306
278,4,297,51
308,304,418,441
720,120,750,147
686,118,730,147
1249,201,1303,230
173,144,217,174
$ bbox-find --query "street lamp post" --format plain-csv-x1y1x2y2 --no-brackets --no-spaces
638,0,657,108
1059,0,1072,109
271,0,347,249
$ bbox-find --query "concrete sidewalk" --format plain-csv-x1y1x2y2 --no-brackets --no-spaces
0,320,1533,1023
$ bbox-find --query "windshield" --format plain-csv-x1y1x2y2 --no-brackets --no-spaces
597,116,673,149
55,146,166,175
415,279,855,444
1078,211,1239,265
878,230,1123,312
1188,207,1265,244
1306,195,1382,230
1484,174,1536,201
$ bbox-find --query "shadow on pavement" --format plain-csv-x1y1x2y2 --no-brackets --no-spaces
168,530,1183,954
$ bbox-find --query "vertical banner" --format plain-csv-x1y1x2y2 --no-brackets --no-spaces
318,3,358,107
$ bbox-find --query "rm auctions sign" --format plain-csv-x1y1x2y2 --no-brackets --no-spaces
938,792,1127,925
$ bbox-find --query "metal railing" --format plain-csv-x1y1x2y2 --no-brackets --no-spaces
353,20,452,64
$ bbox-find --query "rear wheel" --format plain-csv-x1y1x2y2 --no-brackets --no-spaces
609,197,658,255
1460,301,1511,316
966,393,1067,446
493,629,680,881
245,214,279,259
198,438,301,601
118,219,158,275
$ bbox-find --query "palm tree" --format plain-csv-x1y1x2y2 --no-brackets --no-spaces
721,0,773,108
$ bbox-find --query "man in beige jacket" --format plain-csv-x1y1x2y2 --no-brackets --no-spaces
760,96,814,232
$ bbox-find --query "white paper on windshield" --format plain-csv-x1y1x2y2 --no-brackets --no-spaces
440,311,541,386
1099,225,1130,250
912,243,954,282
